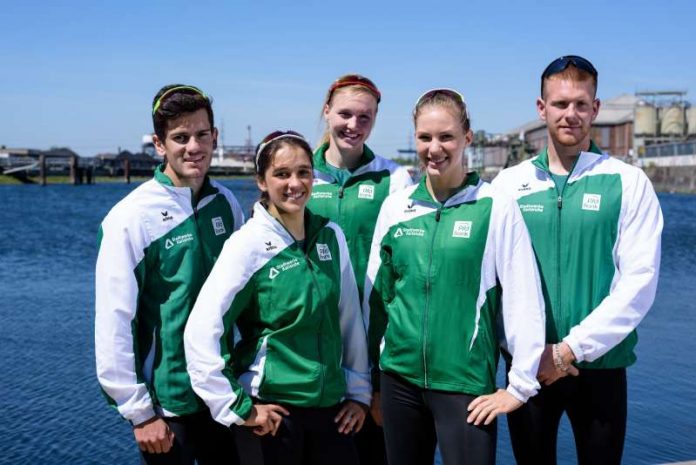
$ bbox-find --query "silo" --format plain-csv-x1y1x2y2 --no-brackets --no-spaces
686,105,696,136
634,101,658,136
660,103,686,136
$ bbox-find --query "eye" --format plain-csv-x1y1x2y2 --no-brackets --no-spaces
440,134,453,141
298,168,313,178
338,111,352,119
172,135,188,144
358,115,372,124
417,134,432,142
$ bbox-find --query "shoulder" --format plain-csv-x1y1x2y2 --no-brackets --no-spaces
101,179,163,229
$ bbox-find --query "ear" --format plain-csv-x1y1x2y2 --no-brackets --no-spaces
256,175,267,193
212,127,219,149
536,97,547,122
464,129,474,146
153,134,167,157
323,103,331,119
591,98,601,123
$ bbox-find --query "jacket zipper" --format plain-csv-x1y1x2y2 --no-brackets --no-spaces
423,207,442,388
304,229,327,405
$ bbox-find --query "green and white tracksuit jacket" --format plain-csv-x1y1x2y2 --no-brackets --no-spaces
184,203,371,427
364,174,545,402
308,143,413,302
492,143,663,368
95,167,244,425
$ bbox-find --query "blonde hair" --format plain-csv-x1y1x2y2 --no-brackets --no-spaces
413,89,470,133
318,74,381,147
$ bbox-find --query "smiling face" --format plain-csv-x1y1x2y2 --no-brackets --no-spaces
323,88,377,158
154,108,217,189
256,142,314,221
415,105,472,187
538,77,600,152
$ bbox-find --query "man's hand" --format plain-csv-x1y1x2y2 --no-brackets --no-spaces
133,416,175,454
335,400,368,434
244,404,289,436
370,392,383,426
537,343,579,385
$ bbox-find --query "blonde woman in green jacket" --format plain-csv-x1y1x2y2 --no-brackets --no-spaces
364,90,546,465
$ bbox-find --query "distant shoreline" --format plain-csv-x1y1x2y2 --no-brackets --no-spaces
0,174,254,185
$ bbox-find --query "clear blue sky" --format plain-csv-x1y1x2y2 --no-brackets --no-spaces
1,0,695,157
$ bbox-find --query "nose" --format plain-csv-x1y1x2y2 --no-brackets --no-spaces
288,173,303,188
346,116,358,130
186,136,202,152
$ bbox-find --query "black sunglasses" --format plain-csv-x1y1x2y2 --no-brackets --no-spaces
541,55,598,95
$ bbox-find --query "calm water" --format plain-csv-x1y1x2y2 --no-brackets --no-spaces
0,180,694,464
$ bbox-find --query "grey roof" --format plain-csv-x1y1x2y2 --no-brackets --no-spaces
507,94,638,135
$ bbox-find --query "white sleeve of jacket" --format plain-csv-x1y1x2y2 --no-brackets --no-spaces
94,211,156,426
184,233,254,426
494,195,545,403
564,171,663,362
329,223,372,406
390,166,416,193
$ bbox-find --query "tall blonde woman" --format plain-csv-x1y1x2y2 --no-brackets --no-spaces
364,90,546,465
308,74,413,464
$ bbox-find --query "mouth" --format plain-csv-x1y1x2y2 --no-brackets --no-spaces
427,156,448,169
184,155,206,164
284,191,306,201
340,130,362,143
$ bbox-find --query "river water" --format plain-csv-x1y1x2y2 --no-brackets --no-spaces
0,179,694,464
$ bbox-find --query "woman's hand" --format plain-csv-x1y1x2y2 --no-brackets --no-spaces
335,400,368,434
466,389,523,426
244,403,289,436
537,343,579,385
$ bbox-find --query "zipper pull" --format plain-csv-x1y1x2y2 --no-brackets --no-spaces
338,187,344,199
557,196,563,209
435,209,441,222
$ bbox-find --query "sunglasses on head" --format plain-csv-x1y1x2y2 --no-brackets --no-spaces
255,130,308,171
541,55,597,81
328,75,381,103
152,85,208,115
415,88,469,119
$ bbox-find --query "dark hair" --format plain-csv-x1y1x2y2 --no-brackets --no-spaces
152,84,214,140
255,136,314,204
413,89,471,133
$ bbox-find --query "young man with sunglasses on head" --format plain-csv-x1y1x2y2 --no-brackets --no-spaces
95,84,246,464
493,56,663,465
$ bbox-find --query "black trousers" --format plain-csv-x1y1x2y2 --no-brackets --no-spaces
380,372,496,465
257,403,360,465
507,368,627,465
353,412,387,465
140,409,239,465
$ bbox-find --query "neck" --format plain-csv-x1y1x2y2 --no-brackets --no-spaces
163,166,205,200
426,170,467,203
325,142,363,170
547,137,591,174
267,205,305,240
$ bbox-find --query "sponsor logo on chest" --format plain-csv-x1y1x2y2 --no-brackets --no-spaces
316,243,333,261
518,183,532,192
404,202,416,213
161,210,173,222
452,221,472,238
582,194,602,211
520,203,545,213
311,191,333,200
268,258,301,280
393,227,425,238
164,233,194,250
358,185,375,200
212,216,226,236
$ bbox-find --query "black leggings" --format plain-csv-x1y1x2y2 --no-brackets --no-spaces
258,403,359,465
139,409,239,465
380,372,496,465
507,368,627,465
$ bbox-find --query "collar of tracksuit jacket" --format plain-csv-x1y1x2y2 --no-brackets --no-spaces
252,201,330,246
531,140,603,177
154,163,218,208
408,171,482,207
313,143,377,182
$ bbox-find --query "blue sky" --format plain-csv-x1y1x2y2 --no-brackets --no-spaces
1,0,695,157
